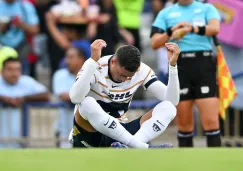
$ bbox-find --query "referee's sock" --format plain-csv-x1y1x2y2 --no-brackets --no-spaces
205,129,221,147
177,131,194,147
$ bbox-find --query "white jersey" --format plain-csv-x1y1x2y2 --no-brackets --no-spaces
77,55,158,118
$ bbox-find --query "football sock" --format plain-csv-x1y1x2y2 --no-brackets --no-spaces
134,101,176,143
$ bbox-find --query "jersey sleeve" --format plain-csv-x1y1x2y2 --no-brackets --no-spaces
152,10,168,31
23,2,39,25
205,3,221,21
76,69,98,84
142,66,159,90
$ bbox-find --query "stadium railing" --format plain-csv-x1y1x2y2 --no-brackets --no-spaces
0,71,243,148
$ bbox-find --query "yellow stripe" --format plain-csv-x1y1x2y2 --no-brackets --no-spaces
98,81,108,88
109,80,143,92
94,74,97,83
90,89,111,100
144,68,152,82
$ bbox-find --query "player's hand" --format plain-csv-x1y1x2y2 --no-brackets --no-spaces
165,42,180,66
90,39,107,62
170,27,191,41
171,22,191,31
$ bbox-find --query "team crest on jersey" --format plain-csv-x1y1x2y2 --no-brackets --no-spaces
108,91,133,101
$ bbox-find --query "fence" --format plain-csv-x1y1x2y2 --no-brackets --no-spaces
1,71,243,148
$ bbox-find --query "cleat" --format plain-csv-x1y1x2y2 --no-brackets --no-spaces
149,143,174,148
110,142,129,148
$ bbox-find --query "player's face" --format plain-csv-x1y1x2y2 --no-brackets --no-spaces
65,48,85,73
2,61,21,84
111,59,136,82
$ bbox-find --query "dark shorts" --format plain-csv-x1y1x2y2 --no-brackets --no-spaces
177,51,218,101
72,117,141,148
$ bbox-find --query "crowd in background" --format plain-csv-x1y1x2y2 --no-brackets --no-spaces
0,0,243,148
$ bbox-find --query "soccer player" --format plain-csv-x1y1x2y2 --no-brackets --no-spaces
69,39,180,148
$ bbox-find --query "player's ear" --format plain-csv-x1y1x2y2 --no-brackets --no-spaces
111,57,117,64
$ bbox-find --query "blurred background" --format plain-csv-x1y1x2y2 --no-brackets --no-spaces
0,0,242,148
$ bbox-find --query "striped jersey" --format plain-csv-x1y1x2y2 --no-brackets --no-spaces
77,55,158,118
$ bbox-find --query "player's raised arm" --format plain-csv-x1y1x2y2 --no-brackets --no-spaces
146,43,180,106
69,39,107,104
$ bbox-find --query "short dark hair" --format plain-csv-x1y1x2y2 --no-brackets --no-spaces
115,45,141,72
2,57,21,68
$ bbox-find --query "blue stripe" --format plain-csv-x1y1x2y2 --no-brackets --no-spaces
144,78,158,89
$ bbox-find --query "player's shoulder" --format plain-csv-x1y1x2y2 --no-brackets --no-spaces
136,62,153,77
97,55,113,67
202,2,216,10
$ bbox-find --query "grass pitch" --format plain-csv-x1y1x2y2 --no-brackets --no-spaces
0,149,243,171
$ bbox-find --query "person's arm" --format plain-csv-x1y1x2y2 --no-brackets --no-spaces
146,65,179,106
0,96,13,105
18,2,40,35
46,12,70,49
59,93,70,101
150,9,170,50
193,4,220,36
18,22,39,35
192,19,220,36
24,92,49,102
69,39,107,104
144,42,180,106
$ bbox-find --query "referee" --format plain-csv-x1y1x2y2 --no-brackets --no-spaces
151,0,221,147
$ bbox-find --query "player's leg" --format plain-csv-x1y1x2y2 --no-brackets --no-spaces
194,55,221,147
176,100,194,147
133,101,177,143
195,98,220,147
175,56,195,147
77,96,149,148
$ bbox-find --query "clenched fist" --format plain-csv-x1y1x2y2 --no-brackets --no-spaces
90,39,107,62
165,42,181,66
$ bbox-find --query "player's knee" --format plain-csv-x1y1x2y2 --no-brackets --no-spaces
156,101,177,118
153,101,177,126
202,118,219,131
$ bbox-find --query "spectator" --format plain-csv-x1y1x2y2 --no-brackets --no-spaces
151,0,173,84
0,0,39,68
151,0,221,147
0,57,49,148
93,0,121,56
0,57,49,106
114,0,144,51
52,45,89,148
46,10,90,76
0,46,18,72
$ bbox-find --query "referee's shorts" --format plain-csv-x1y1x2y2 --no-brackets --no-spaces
177,51,218,101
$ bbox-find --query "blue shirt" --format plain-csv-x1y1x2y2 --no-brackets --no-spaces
0,75,47,97
0,0,39,48
153,1,220,52
53,69,76,97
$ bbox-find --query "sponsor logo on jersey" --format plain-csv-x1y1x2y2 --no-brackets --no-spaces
112,84,119,88
108,91,133,100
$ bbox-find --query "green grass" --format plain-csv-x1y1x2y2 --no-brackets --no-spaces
0,149,243,171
